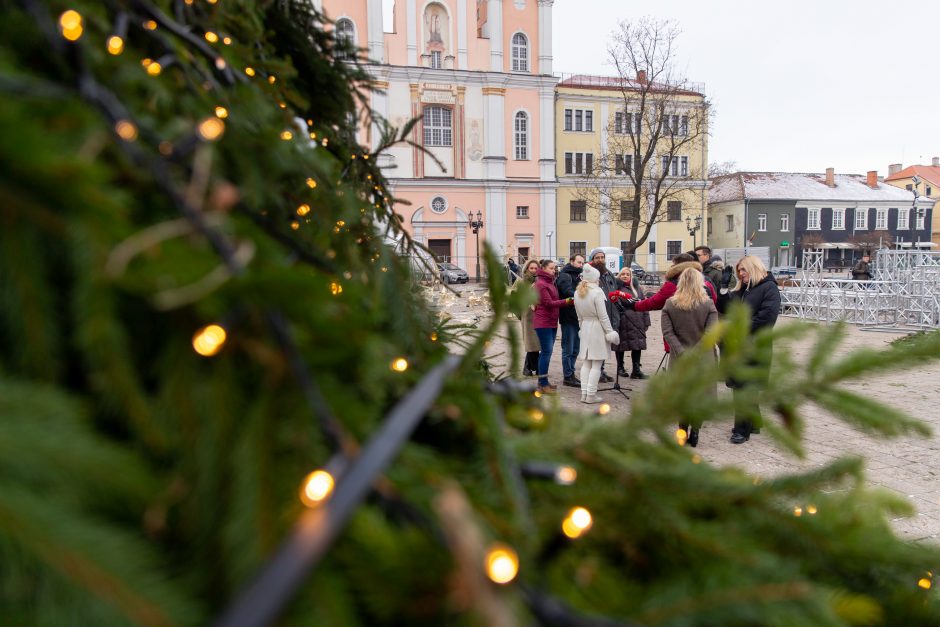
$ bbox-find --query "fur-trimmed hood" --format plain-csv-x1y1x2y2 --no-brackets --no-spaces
665,260,703,281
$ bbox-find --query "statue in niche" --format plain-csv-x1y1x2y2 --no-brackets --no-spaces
424,4,448,55
468,119,482,161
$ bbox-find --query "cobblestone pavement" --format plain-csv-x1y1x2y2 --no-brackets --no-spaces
445,284,940,542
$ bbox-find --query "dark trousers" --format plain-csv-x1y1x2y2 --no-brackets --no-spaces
535,327,557,387
732,386,762,436
615,349,642,372
524,351,539,373
559,322,580,379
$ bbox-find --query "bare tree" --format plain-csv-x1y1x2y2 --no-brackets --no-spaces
569,18,711,263
708,160,738,178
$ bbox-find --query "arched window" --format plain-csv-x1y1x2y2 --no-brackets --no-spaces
423,106,452,146
514,111,528,160
511,32,528,72
336,18,355,59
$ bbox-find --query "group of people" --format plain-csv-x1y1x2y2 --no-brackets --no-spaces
514,246,780,446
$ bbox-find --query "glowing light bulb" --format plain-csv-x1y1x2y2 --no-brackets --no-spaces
793,506,803,517
114,120,138,141
807,504,817,515
197,117,225,141
268,75,277,84
555,466,577,485
279,102,287,109
143,20,157,30
562,506,593,539
533,390,542,398
309,132,317,140
300,470,334,507
675,428,688,446
244,66,255,77
336,220,345,227
330,282,343,295
215,58,227,70
306,178,317,189
290,221,300,231
430,332,438,341
59,10,83,41
917,577,931,590
296,204,310,216
691,454,702,464
215,106,228,119
107,35,124,55
597,403,610,415
192,324,227,357
280,130,293,140
485,545,519,585
222,36,232,45
391,357,408,372
528,409,544,423
146,61,162,76
204,31,219,43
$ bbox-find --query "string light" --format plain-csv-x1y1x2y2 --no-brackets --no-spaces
691,454,702,464
215,58,227,70
107,35,124,55
223,36,232,45
391,357,408,372
793,506,803,517
330,282,342,295
336,220,345,227
430,332,438,341
562,506,593,539
192,324,227,357
306,178,317,189
806,504,818,515
555,466,577,485
528,408,544,423
215,106,228,119
918,577,932,590
299,470,334,507
244,67,256,77
204,31,219,43
143,20,157,30
485,544,519,585
309,132,317,140
290,221,300,231
146,61,162,76
59,10,83,41
268,75,277,84
296,204,310,216
207,0,218,4
280,131,293,140
197,117,225,141
597,403,610,415
533,390,542,398
114,120,138,142
675,428,688,446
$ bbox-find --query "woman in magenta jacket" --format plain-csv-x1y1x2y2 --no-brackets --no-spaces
533,258,573,393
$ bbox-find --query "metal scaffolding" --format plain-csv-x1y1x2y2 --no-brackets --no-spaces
781,249,940,329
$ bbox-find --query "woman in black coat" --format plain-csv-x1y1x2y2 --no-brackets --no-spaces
612,266,651,379
727,256,780,444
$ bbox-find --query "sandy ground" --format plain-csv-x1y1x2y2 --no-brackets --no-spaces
439,283,940,542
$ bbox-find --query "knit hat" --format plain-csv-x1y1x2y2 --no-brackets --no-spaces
711,254,723,262
581,263,600,283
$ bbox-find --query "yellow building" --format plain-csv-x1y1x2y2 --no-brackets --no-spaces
884,159,940,246
554,74,709,272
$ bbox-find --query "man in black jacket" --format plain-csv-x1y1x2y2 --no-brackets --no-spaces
555,253,584,386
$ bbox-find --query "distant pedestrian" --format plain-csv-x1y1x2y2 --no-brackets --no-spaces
533,259,573,393
727,256,781,444
574,263,619,404
661,267,719,447
507,257,520,285
555,253,585,387
852,255,872,281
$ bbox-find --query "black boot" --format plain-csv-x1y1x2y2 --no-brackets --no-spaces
615,352,628,378
630,351,647,379
688,428,699,448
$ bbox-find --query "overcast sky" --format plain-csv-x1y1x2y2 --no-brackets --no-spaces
552,0,940,176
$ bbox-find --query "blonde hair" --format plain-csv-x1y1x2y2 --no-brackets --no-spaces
576,278,592,298
732,256,768,291
670,268,708,310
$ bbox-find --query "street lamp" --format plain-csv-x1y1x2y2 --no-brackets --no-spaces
685,215,703,248
468,209,484,283
546,231,554,258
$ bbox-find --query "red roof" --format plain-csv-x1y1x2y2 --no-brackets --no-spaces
884,165,940,186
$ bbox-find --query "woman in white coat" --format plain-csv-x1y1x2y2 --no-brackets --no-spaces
574,264,620,404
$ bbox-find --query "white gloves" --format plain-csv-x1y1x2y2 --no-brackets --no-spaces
605,331,620,345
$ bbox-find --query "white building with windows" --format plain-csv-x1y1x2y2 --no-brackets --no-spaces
320,0,558,271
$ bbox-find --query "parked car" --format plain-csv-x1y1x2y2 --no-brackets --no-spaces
438,262,469,284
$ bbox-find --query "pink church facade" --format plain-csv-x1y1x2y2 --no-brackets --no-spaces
319,0,558,272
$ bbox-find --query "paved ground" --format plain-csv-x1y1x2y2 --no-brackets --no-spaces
443,284,940,542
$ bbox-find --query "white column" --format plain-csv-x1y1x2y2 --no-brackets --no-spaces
540,186,557,257
483,87,506,179
367,0,385,62
488,0,504,72
537,0,553,75
485,184,508,254
370,78,389,152
407,0,417,65
538,83,556,180
457,0,468,69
